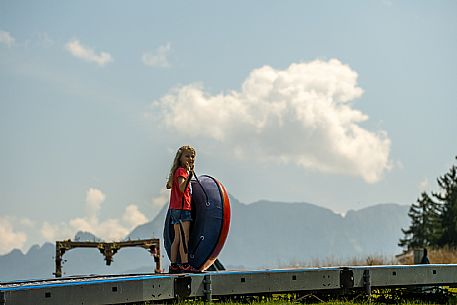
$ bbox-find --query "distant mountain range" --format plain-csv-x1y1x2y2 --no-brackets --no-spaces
0,197,410,281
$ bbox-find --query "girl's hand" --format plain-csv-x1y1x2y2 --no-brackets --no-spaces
185,161,194,173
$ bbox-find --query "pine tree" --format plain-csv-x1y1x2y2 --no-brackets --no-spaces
434,157,457,247
399,192,440,250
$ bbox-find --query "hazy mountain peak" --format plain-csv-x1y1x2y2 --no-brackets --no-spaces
0,198,410,281
74,231,103,242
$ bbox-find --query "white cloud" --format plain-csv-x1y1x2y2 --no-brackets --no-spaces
419,178,430,192
85,188,106,223
70,218,129,242
149,188,169,218
39,188,149,243
0,30,15,47
19,218,35,227
122,204,148,228
36,32,54,48
41,221,74,242
151,188,169,209
42,218,131,243
0,217,27,255
142,43,171,68
153,59,392,183
0,189,151,254
65,39,113,66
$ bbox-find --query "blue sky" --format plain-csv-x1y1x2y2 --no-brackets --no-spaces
1,0,456,255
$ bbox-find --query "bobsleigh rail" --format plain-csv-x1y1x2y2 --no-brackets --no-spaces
1,264,457,304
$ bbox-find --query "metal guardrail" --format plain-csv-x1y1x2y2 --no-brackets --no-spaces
1,264,456,305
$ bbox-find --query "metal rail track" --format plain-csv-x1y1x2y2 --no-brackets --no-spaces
1,264,457,304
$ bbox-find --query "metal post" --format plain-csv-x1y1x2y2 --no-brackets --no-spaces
152,243,161,273
0,291,5,305
54,246,62,278
363,269,371,298
203,274,212,303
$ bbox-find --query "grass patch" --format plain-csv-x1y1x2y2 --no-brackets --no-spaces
397,247,457,265
172,300,454,305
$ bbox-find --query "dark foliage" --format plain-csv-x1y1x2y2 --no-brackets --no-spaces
400,156,457,249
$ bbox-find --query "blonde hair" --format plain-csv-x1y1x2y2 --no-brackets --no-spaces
166,145,196,189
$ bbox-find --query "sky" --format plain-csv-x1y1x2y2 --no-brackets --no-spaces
1,1,456,255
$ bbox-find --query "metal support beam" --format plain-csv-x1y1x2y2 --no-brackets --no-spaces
53,239,161,277
363,269,371,297
203,274,212,302
174,276,192,300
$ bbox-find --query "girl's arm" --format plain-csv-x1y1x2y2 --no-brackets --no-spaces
178,170,193,193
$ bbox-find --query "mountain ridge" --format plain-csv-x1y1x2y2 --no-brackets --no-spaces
0,197,410,281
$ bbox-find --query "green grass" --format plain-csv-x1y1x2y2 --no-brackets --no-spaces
175,301,453,305
169,290,457,305
153,287,457,305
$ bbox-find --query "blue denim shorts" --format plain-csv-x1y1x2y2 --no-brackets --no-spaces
170,209,192,225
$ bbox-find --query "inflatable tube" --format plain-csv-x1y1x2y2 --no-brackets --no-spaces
163,175,231,271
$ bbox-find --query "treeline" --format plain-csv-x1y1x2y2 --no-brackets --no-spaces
399,156,457,250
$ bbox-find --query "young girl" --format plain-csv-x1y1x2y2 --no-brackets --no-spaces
166,145,199,273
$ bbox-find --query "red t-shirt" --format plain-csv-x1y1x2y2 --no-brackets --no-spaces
169,167,192,210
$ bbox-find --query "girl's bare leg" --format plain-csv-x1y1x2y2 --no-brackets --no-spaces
178,221,191,263
171,223,181,263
